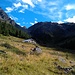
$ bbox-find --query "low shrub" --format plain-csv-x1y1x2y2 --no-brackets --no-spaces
1,43,13,49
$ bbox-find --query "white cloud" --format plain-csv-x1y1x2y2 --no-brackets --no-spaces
6,1,29,13
34,20,38,23
17,22,21,25
6,7,14,13
57,21,64,24
48,1,58,6
19,9,25,13
58,12,63,19
9,15,18,21
38,0,42,2
35,18,37,20
5,0,75,24
22,0,35,8
30,0,64,20
30,21,38,25
64,16,75,23
30,22,34,25
21,26,24,27
13,2,22,8
65,4,75,10
5,0,63,20
30,18,38,25
22,5,28,8
19,5,28,13
31,0,42,4
49,7,57,13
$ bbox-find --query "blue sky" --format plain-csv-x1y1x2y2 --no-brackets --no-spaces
0,0,75,28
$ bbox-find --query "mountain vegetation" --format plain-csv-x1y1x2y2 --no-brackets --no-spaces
0,21,30,39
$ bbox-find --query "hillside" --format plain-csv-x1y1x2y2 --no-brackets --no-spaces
0,7,30,39
0,34,75,75
0,7,27,32
28,22,75,50
0,21,30,39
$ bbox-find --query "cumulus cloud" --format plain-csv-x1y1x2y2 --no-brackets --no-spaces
64,16,75,23
22,5,28,8
6,7,14,13
13,2,28,13
22,0,35,8
5,0,75,23
38,0,42,2
19,5,28,13
13,2,22,8
65,4,75,10
6,0,63,19
30,0,64,20
6,1,29,13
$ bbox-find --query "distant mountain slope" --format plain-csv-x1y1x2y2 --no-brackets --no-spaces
0,7,26,32
0,7,30,39
0,20,30,39
28,22,75,50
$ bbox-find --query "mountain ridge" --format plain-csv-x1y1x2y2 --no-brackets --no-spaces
0,7,27,32
28,22,75,50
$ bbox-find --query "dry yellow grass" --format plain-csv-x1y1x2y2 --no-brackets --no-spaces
0,34,75,75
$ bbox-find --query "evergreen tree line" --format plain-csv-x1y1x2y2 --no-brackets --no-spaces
0,21,30,39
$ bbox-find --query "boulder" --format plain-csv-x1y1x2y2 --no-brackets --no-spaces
30,46,42,55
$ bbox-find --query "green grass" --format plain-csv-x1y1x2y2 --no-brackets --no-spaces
0,34,75,75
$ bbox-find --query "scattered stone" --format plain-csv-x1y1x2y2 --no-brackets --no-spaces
58,57,66,63
54,61,74,74
63,67,72,73
22,39,36,44
30,46,42,55
56,65,73,74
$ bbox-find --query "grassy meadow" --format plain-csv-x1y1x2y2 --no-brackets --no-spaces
0,34,75,75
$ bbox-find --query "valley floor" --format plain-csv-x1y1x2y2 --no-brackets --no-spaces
0,34,75,75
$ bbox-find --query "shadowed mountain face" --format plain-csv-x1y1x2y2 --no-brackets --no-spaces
28,22,75,50
0,7,26,32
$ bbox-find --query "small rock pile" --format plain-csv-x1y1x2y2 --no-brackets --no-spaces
30,46,42,55
54,62,75,74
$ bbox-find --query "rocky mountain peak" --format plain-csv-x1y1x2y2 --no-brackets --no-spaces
0,7,16,26
0,7,27,32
